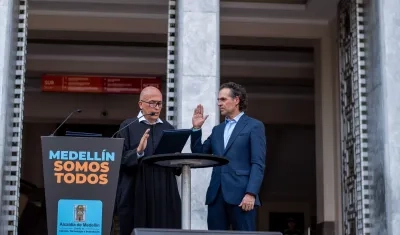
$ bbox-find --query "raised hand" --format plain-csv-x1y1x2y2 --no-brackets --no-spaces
137,128,150,154
192,104,209,129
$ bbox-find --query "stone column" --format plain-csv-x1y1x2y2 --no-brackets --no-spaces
175,0,220,230
0,0,20,233
0,0,17,198
366,0,400,234
0,4,16,142
314,34,337,235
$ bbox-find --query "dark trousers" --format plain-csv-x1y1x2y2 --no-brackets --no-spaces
207,188,257,231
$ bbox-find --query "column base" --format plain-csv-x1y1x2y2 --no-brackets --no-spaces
316,221,335,235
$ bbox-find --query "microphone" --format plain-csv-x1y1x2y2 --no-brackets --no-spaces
50,109,82,136
111,112,156,138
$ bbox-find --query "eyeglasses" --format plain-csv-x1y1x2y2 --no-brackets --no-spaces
141,100,163,108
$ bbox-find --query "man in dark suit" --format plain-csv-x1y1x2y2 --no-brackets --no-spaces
191,82,266,231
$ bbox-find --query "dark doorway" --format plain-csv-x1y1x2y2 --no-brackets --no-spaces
269,212,304,234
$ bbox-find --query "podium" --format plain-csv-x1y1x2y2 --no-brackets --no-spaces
142,153,229,230
41,136,124,235
133,228,283,235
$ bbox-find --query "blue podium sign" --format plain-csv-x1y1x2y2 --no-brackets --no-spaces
41,136,124,235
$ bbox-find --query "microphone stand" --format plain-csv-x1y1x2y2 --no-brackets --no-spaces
111,112,155,138
50,109,82,136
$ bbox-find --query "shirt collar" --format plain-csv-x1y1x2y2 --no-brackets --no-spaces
138,111,163,125
225,112,244,124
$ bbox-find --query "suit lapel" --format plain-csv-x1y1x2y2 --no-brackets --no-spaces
223,115,248,155
216,124,225,154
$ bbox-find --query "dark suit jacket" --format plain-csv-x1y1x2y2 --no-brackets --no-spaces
191,114,266,206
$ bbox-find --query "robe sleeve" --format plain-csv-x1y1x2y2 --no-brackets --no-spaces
121,149,141,169
117,121,141,170
165,123,182,176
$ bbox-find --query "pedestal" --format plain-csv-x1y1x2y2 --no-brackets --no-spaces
142,153,229,230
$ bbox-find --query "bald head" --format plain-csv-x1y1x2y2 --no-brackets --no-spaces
140,86,162,100
138,86,163,123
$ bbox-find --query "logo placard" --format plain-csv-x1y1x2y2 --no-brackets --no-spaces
57,199,102,235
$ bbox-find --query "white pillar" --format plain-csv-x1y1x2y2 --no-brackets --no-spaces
0,2,16,160
0,0,24,234
314,34,337,234
366,0,400,234
175,0,220,229
0,0,17,202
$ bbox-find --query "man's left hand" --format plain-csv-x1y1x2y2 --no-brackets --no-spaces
239,194,255,211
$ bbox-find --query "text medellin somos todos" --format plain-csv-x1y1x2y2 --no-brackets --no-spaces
49,150,115,185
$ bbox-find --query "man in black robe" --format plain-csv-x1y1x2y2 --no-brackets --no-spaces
115,86,181,235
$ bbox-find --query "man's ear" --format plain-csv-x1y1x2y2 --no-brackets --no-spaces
235,97,240,106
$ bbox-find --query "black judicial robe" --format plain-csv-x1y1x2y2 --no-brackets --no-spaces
115,119,181,235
